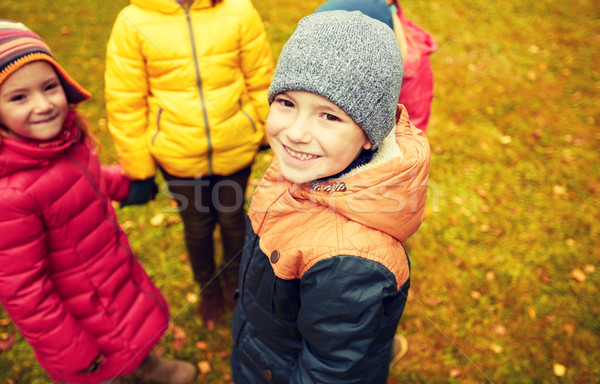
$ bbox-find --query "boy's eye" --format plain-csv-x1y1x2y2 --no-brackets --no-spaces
275,97,294,108
323,113,340,121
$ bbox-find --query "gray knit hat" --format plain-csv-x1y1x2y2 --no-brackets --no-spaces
268,10,403,148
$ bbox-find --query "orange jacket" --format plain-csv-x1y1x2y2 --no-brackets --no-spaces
232,106,430,383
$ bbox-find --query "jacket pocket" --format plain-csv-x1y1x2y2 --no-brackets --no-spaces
236,324,290,384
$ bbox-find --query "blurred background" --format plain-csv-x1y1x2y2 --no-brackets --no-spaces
1,0,598,382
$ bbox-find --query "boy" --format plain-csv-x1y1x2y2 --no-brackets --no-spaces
231,10,430,383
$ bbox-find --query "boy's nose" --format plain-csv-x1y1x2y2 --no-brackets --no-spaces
285,117,311,143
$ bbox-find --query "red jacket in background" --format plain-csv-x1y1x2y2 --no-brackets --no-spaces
395,3,438,131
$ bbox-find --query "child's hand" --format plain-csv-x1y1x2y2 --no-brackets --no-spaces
120,177,158,207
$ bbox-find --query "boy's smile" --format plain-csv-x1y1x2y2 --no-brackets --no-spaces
267,90,371,184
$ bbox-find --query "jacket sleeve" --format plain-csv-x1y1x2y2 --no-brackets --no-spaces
239,0,274,145
105,10,156,180
101,164,131,202
290,256,406,383
0,188,101,376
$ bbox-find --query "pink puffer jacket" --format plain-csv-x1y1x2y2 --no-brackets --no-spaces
0,113,169,383
394,2,438,131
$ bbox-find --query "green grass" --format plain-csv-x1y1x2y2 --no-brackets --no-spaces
1,0,599,383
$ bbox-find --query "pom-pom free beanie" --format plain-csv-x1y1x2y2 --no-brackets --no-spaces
267,10,403,148
0,20,90,104
314,0,394,30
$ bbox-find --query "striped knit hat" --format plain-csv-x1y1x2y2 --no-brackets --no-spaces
0,20,90,104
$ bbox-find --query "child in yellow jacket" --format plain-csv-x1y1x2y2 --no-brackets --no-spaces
105,0,274,329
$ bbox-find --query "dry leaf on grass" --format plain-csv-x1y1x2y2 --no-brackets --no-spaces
553,363,566,377
449,368,462,378
198,360,211,375
0,332,15,352
570,268,586,282
150,213,165,227
195,340,208,350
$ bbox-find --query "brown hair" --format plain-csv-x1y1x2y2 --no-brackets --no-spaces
72,107,100,152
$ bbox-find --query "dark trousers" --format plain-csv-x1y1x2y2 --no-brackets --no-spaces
162,166,251,295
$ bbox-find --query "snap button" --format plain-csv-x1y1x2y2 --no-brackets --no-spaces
263,369,273,381
270,250,280,263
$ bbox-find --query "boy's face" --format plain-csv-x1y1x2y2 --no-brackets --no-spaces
267,90,371,184
0,61,68,141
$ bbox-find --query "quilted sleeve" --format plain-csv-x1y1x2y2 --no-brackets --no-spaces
100,164,130,202
105,9,156,180
0,188,100,376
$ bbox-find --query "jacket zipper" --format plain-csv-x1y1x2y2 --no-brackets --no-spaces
152,107,162,145
184,3,214,175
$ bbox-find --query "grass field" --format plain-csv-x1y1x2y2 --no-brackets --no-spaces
1,0,599,383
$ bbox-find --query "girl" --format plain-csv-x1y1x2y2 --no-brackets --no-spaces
0,20,195,384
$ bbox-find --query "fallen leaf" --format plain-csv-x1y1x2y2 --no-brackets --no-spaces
470,291,481,300
121,220,135,231
492,324,507,336
499,135,511,144
0,318,10,326
186,292,199,304
196,341,208,350
173,325,186,339
0,332,15,351
489,343,502,354
150,213,165,227
570,268,586,282
60,26,70,36
531,129,543,139
553,363,566,377
528,308,536,319
552,185,567,195
565,238,576,247
485,271,496,282
583,264,595,274
154,346,165,356
424,294,443,306
167,215,181,224
449,368,462,378
198,361,211,375
563,323,575,335
172,339,186,350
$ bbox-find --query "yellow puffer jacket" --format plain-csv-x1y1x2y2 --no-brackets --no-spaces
105,0,274,179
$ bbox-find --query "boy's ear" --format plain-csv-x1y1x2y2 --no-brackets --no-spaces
363,138,372,150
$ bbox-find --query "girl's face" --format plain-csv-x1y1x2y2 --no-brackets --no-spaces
0,61,68,141
267,90,371,184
